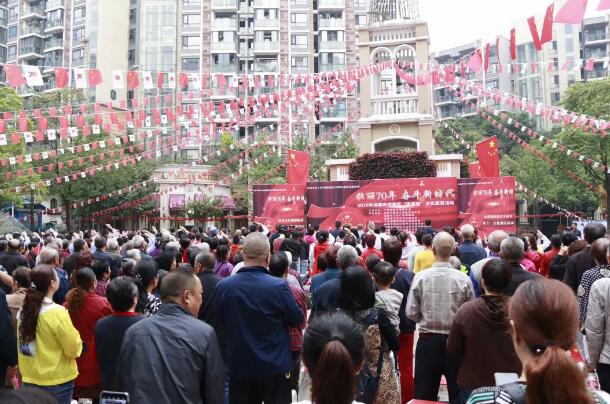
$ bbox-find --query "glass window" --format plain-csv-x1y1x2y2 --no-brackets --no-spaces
291,56,307,69
183,14,200,25
74,7,85,20
182,35,199,49
183,0,201,6
8,7,16,18
182,58,199,71
7,45,16,58
291,34,307,48
73,27,85,41
8,25,16,40
291,13,307,23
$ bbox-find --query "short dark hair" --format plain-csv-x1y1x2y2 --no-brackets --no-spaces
425,219,432,226
373,261,395,286
365,253,381,273
106,277,138,312
195,252,216,272
12,266,30,288
324,246,339,268
422,234,433,247
91,259,110,281
550,234,562,249
482,259,512,293
316,255,327,273
269,253,289,278
94,236,106,250
155,250,177,272
414,229,424,244
584,223,607,244
382,239,402,266
187,246,201,266
561,232,577,247
159,269,198,303
316,231,329,243
73,238,87,252
335,220,341,228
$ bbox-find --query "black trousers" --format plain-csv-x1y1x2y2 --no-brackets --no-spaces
598,362,610,394
414,333,461,404
290,350,301,392
229,372,292,404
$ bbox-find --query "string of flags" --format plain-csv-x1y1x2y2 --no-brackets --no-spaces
440,121,583,219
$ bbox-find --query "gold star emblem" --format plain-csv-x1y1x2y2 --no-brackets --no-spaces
489,140,495,149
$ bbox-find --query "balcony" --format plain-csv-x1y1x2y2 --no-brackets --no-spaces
210,87,238,98
319,40,345,51
318,0,345,9
320,108,347,120
585,50,607,60
319,19,345,29
43,37,63,51
585,31,609,43
212,0,237,9
211,63,238,73
21,24,45,37
45,0,66,11
21,5,45,20
253,41,279,53
211,41,237,53
19,45,43,60
44,18,64,33
291,0,308,8
253,0,279,8
318,63,345,72
254,19,279,29
212,18,237,30
44,56,63,69
253,61,277,72
238,46,252,57
371,95,418,117
182,0,201,12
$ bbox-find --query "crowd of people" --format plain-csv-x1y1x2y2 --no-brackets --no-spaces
0,219,609,404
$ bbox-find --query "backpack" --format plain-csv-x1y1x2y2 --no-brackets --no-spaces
500,383,526,404
355,309,384,404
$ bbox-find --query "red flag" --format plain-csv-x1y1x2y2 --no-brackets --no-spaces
468,162,483,178
156,72,164,88
88,69,103,87
127,71,140,89
179,73,188,89
286,149,311,186
484,43,490,72
496,37,502,71
555,0,587,24
510,29,517,60
541,4,554,44
598,0,610,10
3,64,25,87
476,136,500,177
467,50,483,73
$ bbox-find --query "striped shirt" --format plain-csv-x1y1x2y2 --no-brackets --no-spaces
467,384,610,404
578,265,610,326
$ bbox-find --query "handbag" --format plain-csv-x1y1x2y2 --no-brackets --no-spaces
356,309,385,404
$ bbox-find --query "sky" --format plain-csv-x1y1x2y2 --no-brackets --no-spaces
421,0,604,52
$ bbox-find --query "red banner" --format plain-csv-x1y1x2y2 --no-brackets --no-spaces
306,178,458,232
457,177,516,239
476,136,500,177
252,184,306,228
286,149,311,186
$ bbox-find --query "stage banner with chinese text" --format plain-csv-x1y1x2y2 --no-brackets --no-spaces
457,177,516,239
306,178,458,232
252,184,306,228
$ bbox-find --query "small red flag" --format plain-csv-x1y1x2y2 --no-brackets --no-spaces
54,67,69,88
286,149,311,186
179,73,189,89
157,72,164,89
88,69,103,87
556,0,588,24
510,29,517,60
476,136,500,177
468,162,483,178
3,64,25,87
484,43,490,72
127,71,140,90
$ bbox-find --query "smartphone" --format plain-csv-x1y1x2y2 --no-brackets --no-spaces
494,372,519,386
100,391,129,404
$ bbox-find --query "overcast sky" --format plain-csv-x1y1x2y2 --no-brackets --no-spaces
421,0,605,52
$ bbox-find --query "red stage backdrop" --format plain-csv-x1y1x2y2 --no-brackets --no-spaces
306,178,459,232
457,177,516,239
252,184,306,228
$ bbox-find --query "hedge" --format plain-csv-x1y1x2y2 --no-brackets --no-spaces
348,151,437,180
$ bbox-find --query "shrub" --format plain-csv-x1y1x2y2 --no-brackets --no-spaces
348,151,437,180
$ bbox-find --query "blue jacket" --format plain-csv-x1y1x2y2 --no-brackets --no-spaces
212,266,303,378
310,267,341,295
458,240,487,271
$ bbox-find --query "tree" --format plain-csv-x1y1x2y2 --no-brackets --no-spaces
348,151,437,180
0,87,47,207
185,197,224,221
553,78,610,227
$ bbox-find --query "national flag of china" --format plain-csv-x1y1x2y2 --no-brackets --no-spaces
88,69,103,87
468,162,483,178
286,149,310,186
476,136,500,177
3,64,25,87
127,71,140,90
179,73,189,89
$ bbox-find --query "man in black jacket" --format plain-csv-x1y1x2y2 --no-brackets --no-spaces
0,289,16,391
117,270,223,404
195,252,219,323
563,222,607,294
63,238,87,278
501,237,541,296
0,239,28,294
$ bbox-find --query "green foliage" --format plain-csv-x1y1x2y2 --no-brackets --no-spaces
0,87,46,206
349,151,437,180
30,89,86,110
185,197,225,219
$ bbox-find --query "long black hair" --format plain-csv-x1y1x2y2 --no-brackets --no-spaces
337,266,376,311
134,260,158,314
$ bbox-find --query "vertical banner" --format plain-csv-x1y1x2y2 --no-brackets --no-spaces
253,184,306,228
306,178,458,232
457,176,516,239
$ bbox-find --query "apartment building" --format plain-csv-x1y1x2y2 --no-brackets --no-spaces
129,0,369,161
1,0,129,104
582,14,610,81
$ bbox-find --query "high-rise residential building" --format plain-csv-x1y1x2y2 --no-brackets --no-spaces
581,14,610,81
2,0,129,104
129,0,368,161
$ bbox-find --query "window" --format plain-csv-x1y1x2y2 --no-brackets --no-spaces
182,35,199,49
213,53,236,65
47,9,63,21
320,52,344,65
50,199,58,209
356,15,366,25
129,29,135,40
8,7,16,18
72,48,84,65
291,56,307,70
291,13,307,24
183,14,200,25
73,27,85,41
182,58,199,71
183,0,201,6
129,8,135,21
551,92,560,105
263,31,272,41
73,7,85,21
291,34,307,48
7,45,16,58
8,26,16,41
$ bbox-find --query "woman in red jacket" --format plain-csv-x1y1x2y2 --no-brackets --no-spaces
64,268,112,401
310,231,330,276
